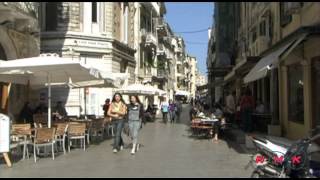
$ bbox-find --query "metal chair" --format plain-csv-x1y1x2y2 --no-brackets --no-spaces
90,119,105,141
68,123,87,152
53,123,69,154
11,124,33,160
33,128,56,163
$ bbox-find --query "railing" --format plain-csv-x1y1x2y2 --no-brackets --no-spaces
157,69,168,78
156,17,165,28
157,44,165,55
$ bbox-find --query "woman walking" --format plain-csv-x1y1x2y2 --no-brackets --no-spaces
107,93,127,153
240,88,255,133
169,99,176,123
127,95,144,155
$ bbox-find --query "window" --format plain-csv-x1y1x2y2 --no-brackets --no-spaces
92,2,97,23
139,48,144,69
312,58,320,127
280,2,293,27
45,2,58,31
122,3,128,43
120,60,128,73
288,64,304,124
252,27,257,43
259,20,266,36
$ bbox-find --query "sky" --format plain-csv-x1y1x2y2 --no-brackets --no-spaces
164,2,214,75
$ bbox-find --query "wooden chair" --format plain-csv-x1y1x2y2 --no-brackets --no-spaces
90,119,105,141
11,124,33,160
103,117,114,137
33,114,48,128
53,123,68,154
33,128,56,163
68,123,87,152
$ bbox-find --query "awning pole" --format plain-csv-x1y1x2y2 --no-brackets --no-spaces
48,74,52,128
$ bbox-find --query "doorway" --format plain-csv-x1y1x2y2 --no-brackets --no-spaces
312,57,320,128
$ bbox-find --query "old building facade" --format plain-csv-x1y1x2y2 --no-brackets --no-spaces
208,2,320,139
0,2,40,120
39,2,136,116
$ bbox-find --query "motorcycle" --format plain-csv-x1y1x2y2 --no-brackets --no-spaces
246,127,320,178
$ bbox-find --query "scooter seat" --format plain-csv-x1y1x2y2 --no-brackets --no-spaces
266,137,293,149
252,136,268,144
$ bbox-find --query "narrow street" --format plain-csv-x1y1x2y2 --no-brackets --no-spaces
0,105,252,178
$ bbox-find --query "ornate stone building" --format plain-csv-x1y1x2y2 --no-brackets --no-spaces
38,2,136,116
0,2,40,120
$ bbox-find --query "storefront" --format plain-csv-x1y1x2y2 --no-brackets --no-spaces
279,31,320,140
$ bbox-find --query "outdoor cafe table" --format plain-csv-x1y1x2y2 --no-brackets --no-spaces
191,117,218,138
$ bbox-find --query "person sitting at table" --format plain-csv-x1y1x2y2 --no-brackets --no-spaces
255,100,265,114
54,101,68,119
196,107,206,118
34,102,48,114
213,103,223,118
18,102,34,124
189,106,198,121
211,103,224,143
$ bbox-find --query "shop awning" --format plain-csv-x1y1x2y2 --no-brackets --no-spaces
244,34,307,84
224,57,260,83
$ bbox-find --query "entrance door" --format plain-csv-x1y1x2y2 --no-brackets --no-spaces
312,58,320,128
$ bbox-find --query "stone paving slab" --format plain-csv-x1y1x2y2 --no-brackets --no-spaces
0,105,253,178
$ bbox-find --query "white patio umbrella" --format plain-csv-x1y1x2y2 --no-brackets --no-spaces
144,85,167,96
175,90,190,97
117,83,157,95
0,55,102,127
69,72,129,89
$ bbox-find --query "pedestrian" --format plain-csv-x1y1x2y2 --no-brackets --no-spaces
225,91,236,124
103,98,111,126
190,106,198,121
18,102,34,124
34,102,48,114
168,99,176,123
127,95,144,155
103,98,111,117
53,101,68,119
160,98,169,123
107,93,127,153
211,103,224,143
175,99,182,122
240,88,255,133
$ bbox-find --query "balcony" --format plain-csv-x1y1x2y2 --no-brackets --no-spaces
175,46,183,53
156,18,168,37
157,44,165,56
141,29,157,48
157,69,169,79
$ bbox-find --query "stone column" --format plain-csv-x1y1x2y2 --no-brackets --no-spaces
302,59,312,133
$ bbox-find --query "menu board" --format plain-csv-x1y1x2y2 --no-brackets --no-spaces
0,113,10,153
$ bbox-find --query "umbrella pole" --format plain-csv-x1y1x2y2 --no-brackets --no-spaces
48,75,52,128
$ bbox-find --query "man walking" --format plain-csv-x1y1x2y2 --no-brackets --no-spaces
161,99,169,123
225,91,236,124
175,99,182,123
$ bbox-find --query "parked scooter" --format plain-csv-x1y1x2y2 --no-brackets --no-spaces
246,127,320,178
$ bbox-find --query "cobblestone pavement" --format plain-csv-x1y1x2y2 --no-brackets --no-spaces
0,105,253,178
